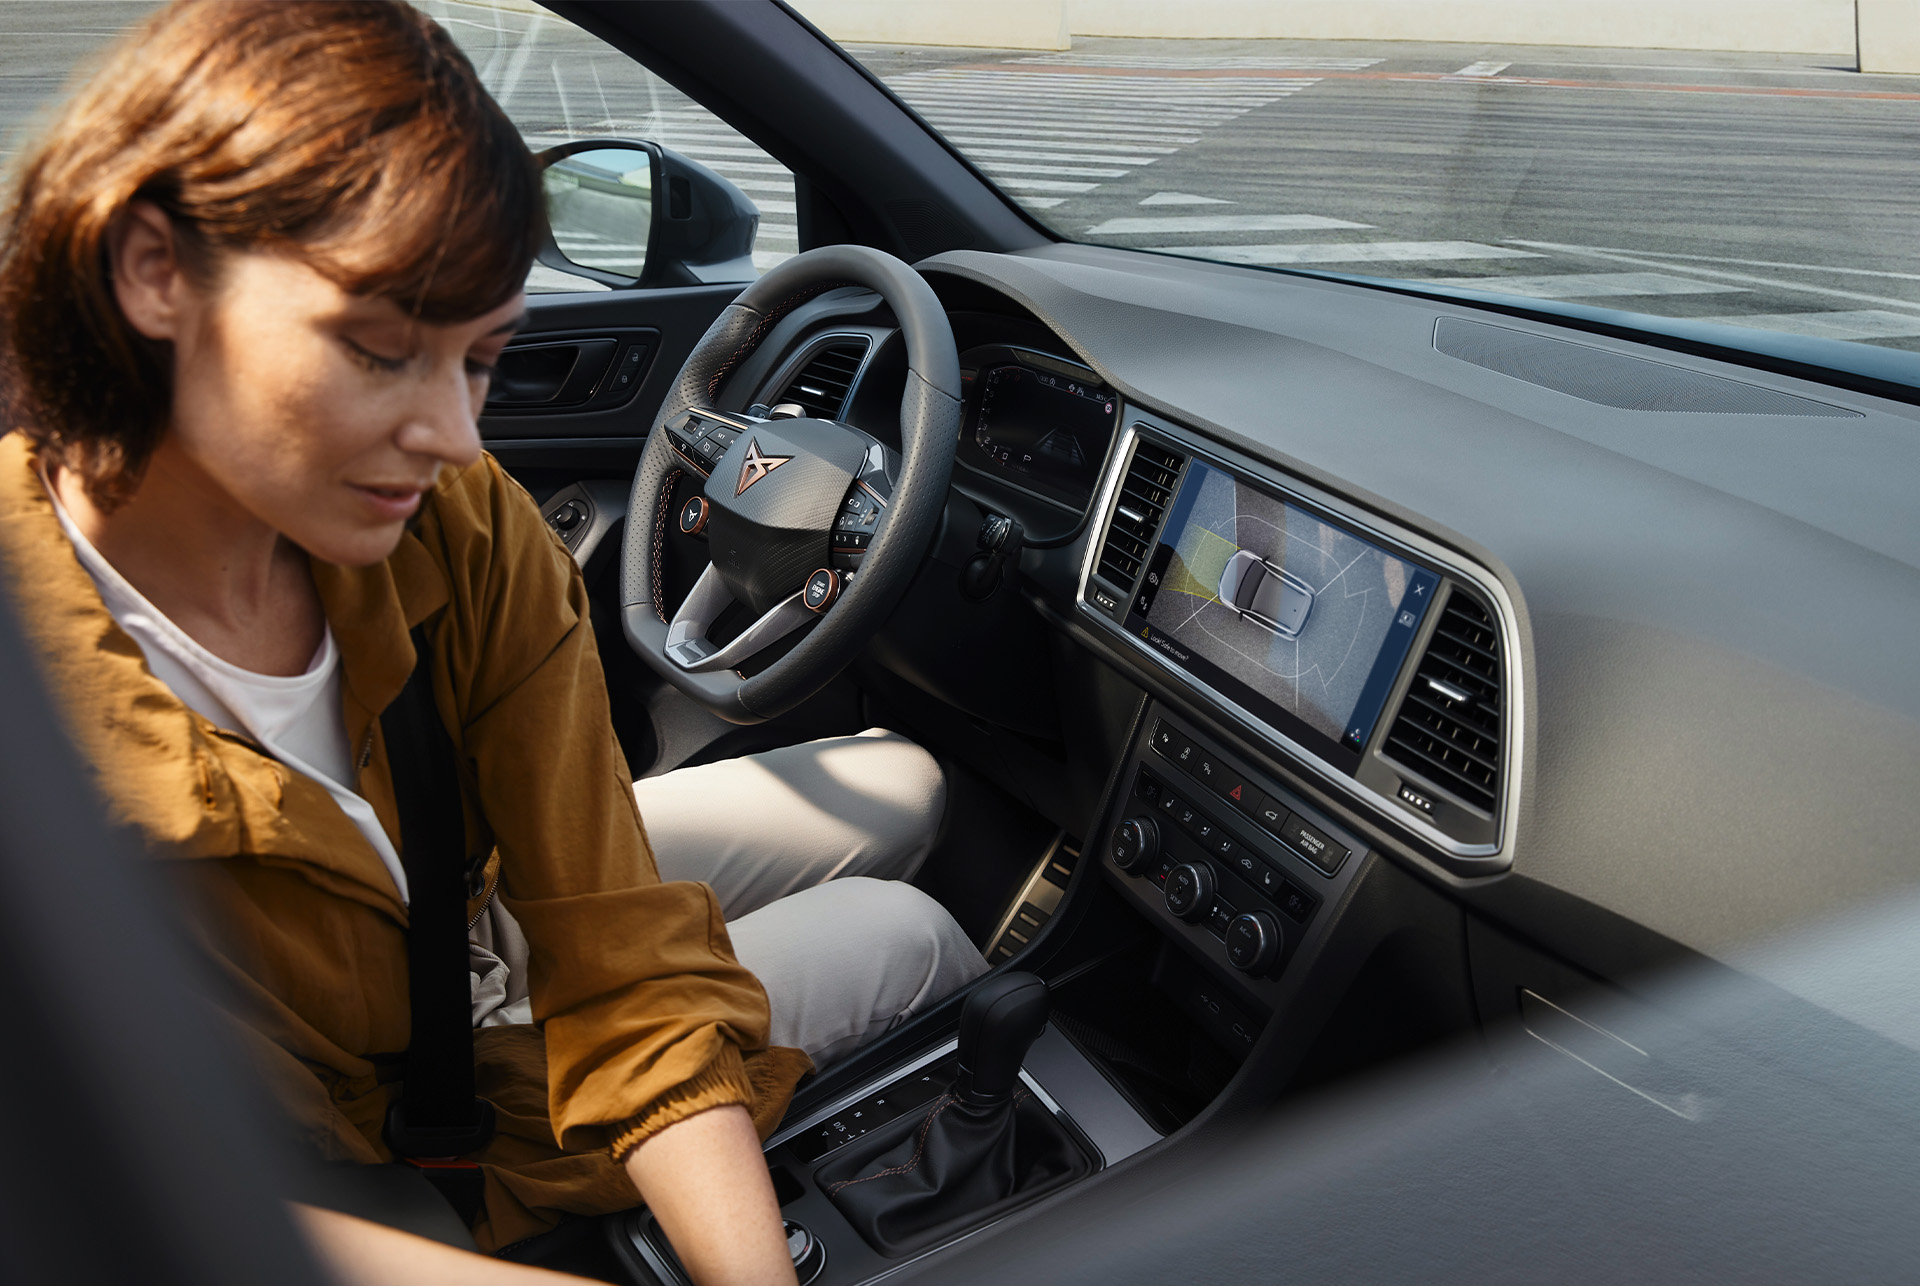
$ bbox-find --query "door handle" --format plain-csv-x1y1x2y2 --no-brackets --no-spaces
486,339,618,407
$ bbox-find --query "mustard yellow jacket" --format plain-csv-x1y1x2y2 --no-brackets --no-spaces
0,433,811,1250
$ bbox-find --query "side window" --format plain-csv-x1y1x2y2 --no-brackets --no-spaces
415,2,797,292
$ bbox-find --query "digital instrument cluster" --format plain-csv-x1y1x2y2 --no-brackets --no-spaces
958,346,1119,509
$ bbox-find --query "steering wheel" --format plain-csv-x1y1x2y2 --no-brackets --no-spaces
620,245,961,723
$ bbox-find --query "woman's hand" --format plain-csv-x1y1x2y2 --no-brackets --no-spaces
624,1104,799,1286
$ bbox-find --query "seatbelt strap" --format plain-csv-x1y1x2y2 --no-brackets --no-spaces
381,624,496,1161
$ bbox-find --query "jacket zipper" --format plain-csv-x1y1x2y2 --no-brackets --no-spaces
466,866,498,934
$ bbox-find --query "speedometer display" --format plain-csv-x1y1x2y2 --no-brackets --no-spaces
964,357,1118,507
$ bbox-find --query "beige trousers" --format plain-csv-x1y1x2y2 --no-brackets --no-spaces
474,729,987,1070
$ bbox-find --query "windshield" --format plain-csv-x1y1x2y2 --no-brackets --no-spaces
840,25,1920,354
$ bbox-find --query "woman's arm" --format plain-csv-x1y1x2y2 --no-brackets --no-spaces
296,1107,795,1286
624,1105,798,1286
292,1204,592,1285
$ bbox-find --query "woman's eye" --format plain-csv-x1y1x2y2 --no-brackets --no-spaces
466,358,496,379
344,338,408,373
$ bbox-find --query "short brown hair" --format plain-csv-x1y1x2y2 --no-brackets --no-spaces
0,0,542,509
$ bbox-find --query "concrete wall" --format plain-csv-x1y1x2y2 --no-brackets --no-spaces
1858,0,1920,70
787,0,1880,58
1068,0,1859,55
784,0,1071,51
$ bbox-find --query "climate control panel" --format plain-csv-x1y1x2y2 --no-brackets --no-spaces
1102,706,1369,1000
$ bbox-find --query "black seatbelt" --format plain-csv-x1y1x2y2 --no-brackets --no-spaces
381,624,496,1162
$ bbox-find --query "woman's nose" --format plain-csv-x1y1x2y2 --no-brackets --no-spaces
397,360,485,468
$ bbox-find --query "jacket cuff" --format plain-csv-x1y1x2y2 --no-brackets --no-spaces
606,1041,756,1162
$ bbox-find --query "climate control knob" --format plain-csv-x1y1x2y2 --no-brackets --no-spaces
1163,862,1216,922
1110,817,1160,874
1224,910,1282,974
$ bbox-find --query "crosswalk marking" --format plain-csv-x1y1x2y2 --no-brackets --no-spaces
1452,61,1512,78
886,66,1321,214
1089,214,1371,234
1690,309,1920,340
1141,192,1234,205
946,143,1177,162
994,177,1101,193
1147,242,1544,265
1010,53,1383,71
1418,272,1747,298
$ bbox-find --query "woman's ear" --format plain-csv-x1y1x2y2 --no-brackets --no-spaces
108,200,193,343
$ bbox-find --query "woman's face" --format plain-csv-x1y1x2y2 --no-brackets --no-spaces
118,210,523,567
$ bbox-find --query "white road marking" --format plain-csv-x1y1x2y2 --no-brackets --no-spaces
886,66,1322,212
976,160,1133,178
1690,310,1920,341
1090,213,1371,234
1021,197,1068,208
1141,192,1234,205
946,142,1175,162
1150,241,1544,265
993,177,1102,194
1010,53,1382,71
1508,241,1920,314
525,263,609,294
1506,242,1920,285
933,122,1202,142
1452,61,1512,77
1417,271,1746,298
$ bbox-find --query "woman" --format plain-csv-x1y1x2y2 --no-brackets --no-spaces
0,3,984,1282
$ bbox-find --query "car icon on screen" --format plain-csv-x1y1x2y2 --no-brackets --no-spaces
1217,549,1314,638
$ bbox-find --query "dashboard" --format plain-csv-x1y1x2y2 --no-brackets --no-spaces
727,240,1920,1013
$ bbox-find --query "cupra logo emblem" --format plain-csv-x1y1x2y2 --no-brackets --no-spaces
735,438,792,496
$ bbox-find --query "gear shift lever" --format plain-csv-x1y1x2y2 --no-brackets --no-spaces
818,971,1093,1256
955,971,1050,1105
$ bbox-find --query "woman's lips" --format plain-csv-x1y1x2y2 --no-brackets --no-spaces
350,483,426,521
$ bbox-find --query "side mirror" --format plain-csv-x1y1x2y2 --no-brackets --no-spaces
534,138,762,289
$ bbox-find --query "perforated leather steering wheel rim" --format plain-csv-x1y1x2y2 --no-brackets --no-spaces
619,245,962,723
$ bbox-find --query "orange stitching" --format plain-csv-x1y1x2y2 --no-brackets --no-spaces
652,467,682,623
824,1094,957,1193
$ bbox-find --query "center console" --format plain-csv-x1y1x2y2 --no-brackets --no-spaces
1102,706,1369,1013
1076,409,1520,872
615,993,1159,1285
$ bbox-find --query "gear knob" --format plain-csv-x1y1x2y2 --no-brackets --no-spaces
955,971,1050,1105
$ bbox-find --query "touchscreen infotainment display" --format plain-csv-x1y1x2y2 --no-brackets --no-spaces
1123,457,1440,772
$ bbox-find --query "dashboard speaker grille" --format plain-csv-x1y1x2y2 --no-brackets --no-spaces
1095,439,1184,593
1382,589,1503,814
777,341,868,419
1433,317,1859,417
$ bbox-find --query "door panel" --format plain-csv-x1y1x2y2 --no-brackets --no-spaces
480,284,743,447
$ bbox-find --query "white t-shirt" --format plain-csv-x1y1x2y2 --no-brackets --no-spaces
47,483,410,904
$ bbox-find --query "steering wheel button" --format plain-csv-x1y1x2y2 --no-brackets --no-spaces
678,496,710,536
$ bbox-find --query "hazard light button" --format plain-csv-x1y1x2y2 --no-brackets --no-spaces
1217,769,1260,820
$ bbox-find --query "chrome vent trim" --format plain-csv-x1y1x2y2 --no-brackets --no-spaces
1381,589,1504,813
777,340,869,419
1093,439,1184,593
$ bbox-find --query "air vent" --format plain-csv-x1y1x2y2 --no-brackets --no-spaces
1095,440,1185,592
1382,589,1503,814
776,341,868,419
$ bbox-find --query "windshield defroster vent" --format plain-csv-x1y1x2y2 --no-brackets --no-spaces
1095,440,1185,594
776,341,868,420
1381,589,1504,814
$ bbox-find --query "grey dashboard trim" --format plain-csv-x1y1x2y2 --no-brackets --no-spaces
1074,417,1522,874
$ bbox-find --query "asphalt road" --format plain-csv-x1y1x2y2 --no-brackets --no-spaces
7,3,1920,351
